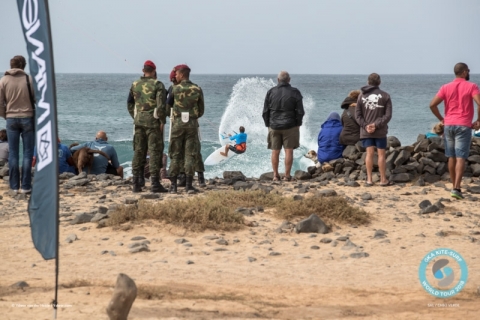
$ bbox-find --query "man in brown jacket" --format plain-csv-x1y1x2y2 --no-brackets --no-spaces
355,73,393,187
0,55,35,194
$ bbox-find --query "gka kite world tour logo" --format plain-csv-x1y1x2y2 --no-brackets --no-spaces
418,248,468,298
21,0,53,171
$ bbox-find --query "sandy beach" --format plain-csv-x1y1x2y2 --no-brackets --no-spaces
0,175,479,320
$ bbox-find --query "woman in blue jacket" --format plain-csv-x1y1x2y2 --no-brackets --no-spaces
317,112,344,163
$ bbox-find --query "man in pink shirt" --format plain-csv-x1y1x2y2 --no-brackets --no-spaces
430,62,480,199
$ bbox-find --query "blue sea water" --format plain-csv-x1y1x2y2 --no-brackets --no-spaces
1,73,478,178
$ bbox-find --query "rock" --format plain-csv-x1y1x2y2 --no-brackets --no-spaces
11,281,29,288
391,173,412,182
336,236,349,241
361,193,372,201
140,193,160,200
388,136,401,148
419,200,432,209
269,252,281,256
65,234,78,243
91,213,108,222
310,245,320,250
394,150,410,167
350,252,370,258
186,260,195,264
320,238,332,243
204,235,219,240
215,239,228,246
124,198,138,205
415,176,426,186
346,181,360,187
259,172,275,181
295,214,329,234
233,181,252,191
128,241,150,249
131,236,147,241
293,195,304,201
223,171,246,180
421,205,439,214
467,186,480,194
235,207,254,216
468,155,480,163
174,238,188,244
106,273,137,320
315,189,337,197
374,230,387,239
98,206,108,214
70,213,94,225
342,239,357,250
343,145,358,158
248,257,257,262
250,183,273,193
294,170,312,180
129,245,150,253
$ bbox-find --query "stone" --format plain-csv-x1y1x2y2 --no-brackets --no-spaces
320,238,332,243
361,193,372,201
11,281,29,288
124,198,138,205
310,245,320,250
235,207,254,216
387,136,401,148
315,189,337,197
259,172,275,181
374,230,387,239
98,206,108,214
174,238,188,244
248,257,257,262
419,200,432,209
70,213,94,225
468,155,480,163
467,186,480,194
129,245,150,253
131,236,146,241
394,150,410,167
295,214,329,234
91,213,108,222
215,239,228,246
391,173,412,182
269,252,281,256
342,145,358,158
140,193,161,200
65,234,78,243
421,205,439,214
350,252,369,259
204,235,219,240
294,170,312,180
223,171,246,180
106,273,137,320
427,150,448,163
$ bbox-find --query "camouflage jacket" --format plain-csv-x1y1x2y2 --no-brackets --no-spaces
127,76,166,128
169,80,204,128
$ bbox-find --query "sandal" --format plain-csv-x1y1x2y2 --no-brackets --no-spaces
365,182,374,187
273,175,281,181
379,181,394,187
282,176,293,182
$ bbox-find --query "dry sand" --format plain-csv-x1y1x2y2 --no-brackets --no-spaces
0,178,479,320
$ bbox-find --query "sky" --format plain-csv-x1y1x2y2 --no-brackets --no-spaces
1,0,479,74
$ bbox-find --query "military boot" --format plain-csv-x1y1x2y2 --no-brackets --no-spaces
139,167,145,187
177,173,186,187
186,175,198,194
151,176,168,193
132,176,142,193
169,175,178,194
197,172,206,187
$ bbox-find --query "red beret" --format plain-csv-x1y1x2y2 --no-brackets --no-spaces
169,69,176,81
144,60,156,70
174,64,190,71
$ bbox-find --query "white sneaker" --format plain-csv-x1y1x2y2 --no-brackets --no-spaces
20,189,32,194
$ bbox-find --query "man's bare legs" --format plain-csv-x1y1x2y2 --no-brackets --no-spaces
377,148,387,184
365,146,375,184
449,157,466,190
271,149,281,179
220,145,229,157
284,148,293,178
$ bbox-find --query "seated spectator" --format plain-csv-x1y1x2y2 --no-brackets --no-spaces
425,122,444,139
71,131,123,178
32,138,76,174
0,129,8,165
317,112,344,163
339,90,361,146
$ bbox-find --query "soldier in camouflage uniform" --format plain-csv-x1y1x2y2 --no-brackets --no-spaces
166,68,206,188
167,64,204,194
127,60,167,193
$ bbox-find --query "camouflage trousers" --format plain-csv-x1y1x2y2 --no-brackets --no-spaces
169,126,200,176
132,125,164,177
179,133,204,173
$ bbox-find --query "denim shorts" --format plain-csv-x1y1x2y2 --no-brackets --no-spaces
444,125,472,159
361,137,387,149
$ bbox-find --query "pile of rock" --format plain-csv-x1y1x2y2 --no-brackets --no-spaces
283,135,480,184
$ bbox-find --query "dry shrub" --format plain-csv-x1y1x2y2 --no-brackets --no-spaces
60,279,93,289
107,191,369,231
275,196,370,226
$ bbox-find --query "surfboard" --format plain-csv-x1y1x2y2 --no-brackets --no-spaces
204,145,236,166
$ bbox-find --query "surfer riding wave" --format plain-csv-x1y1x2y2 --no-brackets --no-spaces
220,126,247,157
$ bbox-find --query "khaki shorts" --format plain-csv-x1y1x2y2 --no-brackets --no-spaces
267,127,300,150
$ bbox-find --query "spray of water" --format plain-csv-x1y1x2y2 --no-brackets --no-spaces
205,77,319,178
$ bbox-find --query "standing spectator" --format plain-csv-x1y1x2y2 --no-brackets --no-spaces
317,112,344,164
0,55,35,194
429,63,480,199
355,73,393,187
168,64,205,194
127,60,167,193
0,129,9,165
263,71,304,181
339,90,361,146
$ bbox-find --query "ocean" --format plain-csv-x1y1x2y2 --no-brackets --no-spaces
1,73,477,178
